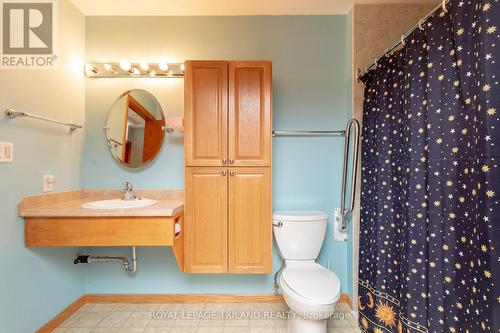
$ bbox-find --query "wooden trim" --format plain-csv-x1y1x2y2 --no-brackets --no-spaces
36,296,86,333
83,293,352,305
127,94,155,121
339,293,354,309
85,294,285,304
38,293,353,331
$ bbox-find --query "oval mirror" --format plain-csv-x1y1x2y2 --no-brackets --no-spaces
106,89,165,168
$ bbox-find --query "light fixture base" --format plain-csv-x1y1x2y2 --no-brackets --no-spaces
85,62,185,78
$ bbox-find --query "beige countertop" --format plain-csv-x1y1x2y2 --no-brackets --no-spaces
19,189,184,218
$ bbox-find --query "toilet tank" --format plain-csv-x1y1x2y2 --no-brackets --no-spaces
273,211,328,260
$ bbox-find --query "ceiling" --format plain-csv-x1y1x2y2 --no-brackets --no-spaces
69,0,438,16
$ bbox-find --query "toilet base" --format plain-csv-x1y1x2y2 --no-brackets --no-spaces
288,315,327,333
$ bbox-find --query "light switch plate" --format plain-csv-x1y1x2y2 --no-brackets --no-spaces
0,142,13,162
43,174,55,192
334,208,348,242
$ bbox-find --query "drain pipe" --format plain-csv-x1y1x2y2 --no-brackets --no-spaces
74,246,137,274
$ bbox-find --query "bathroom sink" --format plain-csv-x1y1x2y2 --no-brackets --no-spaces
82,198,157,210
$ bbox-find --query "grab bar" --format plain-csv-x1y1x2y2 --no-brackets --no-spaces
273,130,345,137
339,119,361,231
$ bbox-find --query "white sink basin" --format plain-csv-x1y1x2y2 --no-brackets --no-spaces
82,198,157,210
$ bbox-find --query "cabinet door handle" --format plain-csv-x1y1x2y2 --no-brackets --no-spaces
229,171,235,176
229,159,234,164
222,170,227,176
222,158,227,164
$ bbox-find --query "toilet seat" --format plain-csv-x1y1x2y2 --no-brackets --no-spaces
281,263,341,305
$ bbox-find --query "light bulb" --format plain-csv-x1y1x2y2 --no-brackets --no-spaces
180,63,185,72
103,64,112,72
119,59,131,71
85,64,98,74
168,69,174,76
139,62,150,72
158,62,169,71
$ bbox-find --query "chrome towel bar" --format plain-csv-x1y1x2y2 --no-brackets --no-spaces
5,108,82,132
272,130,346,137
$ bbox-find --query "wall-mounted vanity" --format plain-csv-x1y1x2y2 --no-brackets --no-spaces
18,189,185,268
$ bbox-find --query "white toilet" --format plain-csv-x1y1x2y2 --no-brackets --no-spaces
273,211,341,333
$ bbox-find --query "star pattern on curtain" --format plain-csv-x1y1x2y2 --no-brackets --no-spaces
358,0,499,332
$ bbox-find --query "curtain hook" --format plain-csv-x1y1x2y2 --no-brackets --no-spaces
384,48,390,57
375,57,378,66
401,35,406,46
418,19,425,30
442,0,447,12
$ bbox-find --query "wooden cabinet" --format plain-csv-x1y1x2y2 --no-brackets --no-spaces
228,167,272,273
229,61,272,166
184,61,228,166
185,168,228,273
184,60,272,274
185,61,271,166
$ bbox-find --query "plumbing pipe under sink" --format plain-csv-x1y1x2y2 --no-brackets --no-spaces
74,246,137,273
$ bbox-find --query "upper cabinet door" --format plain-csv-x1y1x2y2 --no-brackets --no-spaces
185,61,228,166
228,167,272,273
229,61,272,167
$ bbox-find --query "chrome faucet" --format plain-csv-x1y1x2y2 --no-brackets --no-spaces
121,182,138,201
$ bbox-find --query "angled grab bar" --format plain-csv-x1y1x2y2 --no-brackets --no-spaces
339,119,361,231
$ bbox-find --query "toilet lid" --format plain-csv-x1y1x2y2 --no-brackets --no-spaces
282,263,341,305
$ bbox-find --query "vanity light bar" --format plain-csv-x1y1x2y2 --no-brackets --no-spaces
84,62,185,78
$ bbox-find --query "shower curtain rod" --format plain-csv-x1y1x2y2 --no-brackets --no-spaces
356,0,449,81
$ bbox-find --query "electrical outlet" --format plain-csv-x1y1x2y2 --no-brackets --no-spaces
0,142,13,162
43,174,55,192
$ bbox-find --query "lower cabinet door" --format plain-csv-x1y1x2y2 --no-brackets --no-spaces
228,167,272,273
185,167,228,273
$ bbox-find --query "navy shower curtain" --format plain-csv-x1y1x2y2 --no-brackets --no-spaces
358,1,499,332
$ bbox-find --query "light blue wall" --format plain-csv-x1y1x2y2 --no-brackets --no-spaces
0,1,86,332
82,16,351,295
346,8,355,299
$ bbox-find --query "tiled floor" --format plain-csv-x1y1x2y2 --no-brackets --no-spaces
52,302,361,333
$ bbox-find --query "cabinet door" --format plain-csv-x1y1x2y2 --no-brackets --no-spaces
228,167,272,273
185,61,228,166
229,61,272,166
185,167,228,273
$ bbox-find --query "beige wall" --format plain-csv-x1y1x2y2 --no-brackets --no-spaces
353,3,437,121
350,2,437,311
